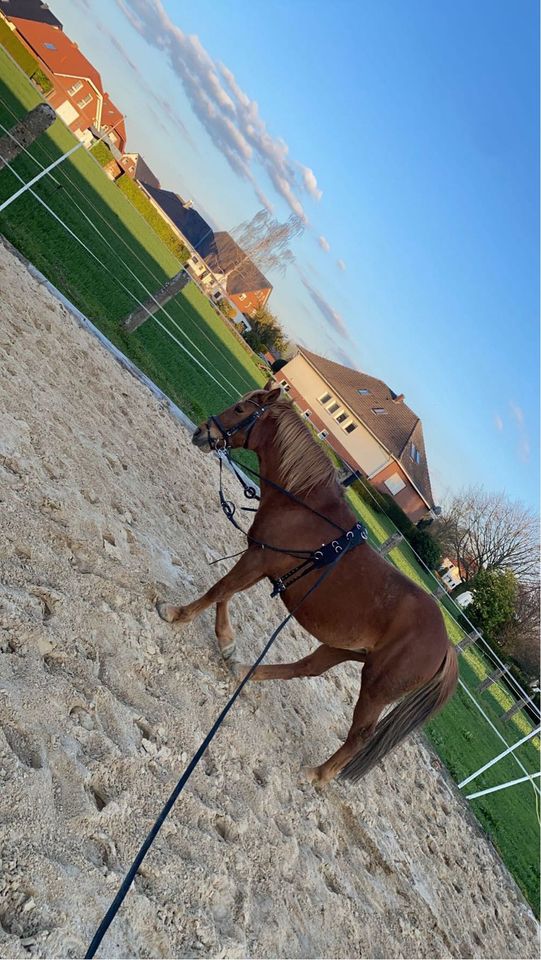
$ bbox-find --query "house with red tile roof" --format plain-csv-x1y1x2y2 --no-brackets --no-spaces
279,348,437,523
5,16,126,150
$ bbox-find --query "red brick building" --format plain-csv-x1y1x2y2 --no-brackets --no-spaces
5,16,126,150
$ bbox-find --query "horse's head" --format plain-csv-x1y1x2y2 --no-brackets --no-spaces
192,380,282,451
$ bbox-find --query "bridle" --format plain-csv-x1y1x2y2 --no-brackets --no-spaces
207,399,267,451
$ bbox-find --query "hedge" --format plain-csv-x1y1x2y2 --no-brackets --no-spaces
116,174,189,264
0,18,40,77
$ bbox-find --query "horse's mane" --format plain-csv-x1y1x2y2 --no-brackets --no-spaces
267,399,338,495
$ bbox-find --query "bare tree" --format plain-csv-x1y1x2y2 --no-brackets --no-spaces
497,579,540,677
223,208,304,279
433,485,539,587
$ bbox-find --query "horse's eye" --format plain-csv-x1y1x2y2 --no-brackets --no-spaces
235,405,243,413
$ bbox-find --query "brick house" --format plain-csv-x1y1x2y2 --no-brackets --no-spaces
198,232,272,319
135,184,272,319
279,348,437,523
5,16,126,150
119,153,160,189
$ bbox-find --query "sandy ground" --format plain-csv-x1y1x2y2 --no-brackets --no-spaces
0,238,538,960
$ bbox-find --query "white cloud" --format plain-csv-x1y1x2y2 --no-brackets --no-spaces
299,273,352,341
300,165,322,201
494,414,504,432
114,0,322,221
318,235,331,253
509,401,530,462
336,258,346,272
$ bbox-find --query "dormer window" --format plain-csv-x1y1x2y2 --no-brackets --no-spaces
372,407,387,416
357,388,370,395
410,442,421,464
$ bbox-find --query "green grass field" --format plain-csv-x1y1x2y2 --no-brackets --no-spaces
0,50,265,424
0,51,539,913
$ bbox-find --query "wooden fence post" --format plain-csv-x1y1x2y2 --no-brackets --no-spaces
379,532,404,556
121,269,190,333
0,103,55,171
478,665,509,693
456,629,480,653
502,697,530,723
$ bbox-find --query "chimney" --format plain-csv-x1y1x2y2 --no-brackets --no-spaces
393,393,405,403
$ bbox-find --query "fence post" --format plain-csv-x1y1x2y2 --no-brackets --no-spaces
121,269,190,333
478,665,509,693
379,532,404,556
0,103,55,171
456,629,480,653
502,697,530,723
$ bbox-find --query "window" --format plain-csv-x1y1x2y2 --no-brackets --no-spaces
77,93,93,108
318,430,328,439
328,402,339,414
67,80,83,96
372,407,387,416
318,392,332,405
345,423,357,434
357,388,370,395
280,380,290,392
303,410,311,419
410,442,421,464
238,293,247,301
44,42,56,50
384,473,406,495
191,256,199,264
335,412,348,424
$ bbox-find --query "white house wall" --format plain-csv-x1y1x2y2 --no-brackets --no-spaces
284,355,391,476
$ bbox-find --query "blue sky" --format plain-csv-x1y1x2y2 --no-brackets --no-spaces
59,0,539,510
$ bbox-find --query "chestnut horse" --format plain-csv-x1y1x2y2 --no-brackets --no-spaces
158,383,457,786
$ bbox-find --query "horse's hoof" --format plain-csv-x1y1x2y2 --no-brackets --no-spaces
300,765,322,786
219,640,236,661
229,661,249,682
156,602,180,623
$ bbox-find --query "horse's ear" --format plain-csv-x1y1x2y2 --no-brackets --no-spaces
265,387,282,404
263,378,276,390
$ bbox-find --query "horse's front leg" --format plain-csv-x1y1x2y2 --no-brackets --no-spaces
215,600,235,660
157,550,265,645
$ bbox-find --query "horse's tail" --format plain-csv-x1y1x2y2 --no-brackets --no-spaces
339,644,458,783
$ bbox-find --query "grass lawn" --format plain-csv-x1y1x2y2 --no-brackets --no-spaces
0,50,265,424
1,52,539,913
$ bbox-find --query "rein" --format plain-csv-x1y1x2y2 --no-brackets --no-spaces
85,547,354,959
84,402,367,957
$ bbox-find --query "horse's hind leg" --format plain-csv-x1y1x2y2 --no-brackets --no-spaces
232,644,367,682
302,666,386,786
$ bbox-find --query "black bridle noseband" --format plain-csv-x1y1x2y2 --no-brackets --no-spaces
209,400,368,598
